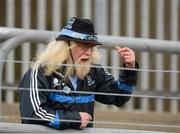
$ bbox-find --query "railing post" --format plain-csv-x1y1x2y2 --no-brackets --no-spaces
0,49,3,118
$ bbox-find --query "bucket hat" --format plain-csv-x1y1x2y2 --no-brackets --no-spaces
55,17,102,45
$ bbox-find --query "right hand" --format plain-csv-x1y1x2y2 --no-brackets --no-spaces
115,46,135,68
79,112,92,129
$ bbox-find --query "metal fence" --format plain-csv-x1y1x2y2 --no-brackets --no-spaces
0,27,180,115
0,0,180,114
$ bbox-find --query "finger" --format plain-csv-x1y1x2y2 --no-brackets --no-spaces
117,48,134,56
120,51,133,56
80,120,89,128
124,59,135,65
80,121,85,128
80,123,87,129
115,45,121,50
85,113,92,121
120,47,134,53
124,55,134,60
120,53,133,60
88,114,92,120
125,59,134,63
115,46,121,52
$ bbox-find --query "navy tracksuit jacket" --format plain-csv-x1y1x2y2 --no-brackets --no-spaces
19,64,138,130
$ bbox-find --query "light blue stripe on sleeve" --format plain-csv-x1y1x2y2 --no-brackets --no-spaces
75,95,95,103
115,81,133,93
48,111,59,129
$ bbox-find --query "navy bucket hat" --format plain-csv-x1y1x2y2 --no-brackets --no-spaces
55,17,102,46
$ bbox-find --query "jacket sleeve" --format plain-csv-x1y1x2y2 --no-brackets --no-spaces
19,67,81,130
94,62,138,107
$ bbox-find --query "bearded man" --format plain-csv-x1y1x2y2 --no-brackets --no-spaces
19,17,138,130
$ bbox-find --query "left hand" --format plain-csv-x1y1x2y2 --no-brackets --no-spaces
115,46,135,68
79,112,92,129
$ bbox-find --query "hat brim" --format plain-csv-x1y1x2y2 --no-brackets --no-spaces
55,35,102,46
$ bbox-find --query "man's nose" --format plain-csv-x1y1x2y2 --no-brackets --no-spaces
85,47,93,55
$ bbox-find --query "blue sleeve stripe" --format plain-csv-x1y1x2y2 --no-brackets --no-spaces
115,81,133,93
49,93,95,104
49,93,74,103
75,95,95,103
48,111,60,129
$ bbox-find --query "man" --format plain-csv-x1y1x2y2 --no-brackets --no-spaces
19,17,138,130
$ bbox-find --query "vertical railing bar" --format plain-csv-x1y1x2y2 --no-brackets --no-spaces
52,0,62,31
155,0,164,113
67,0,77,18
21,0,31,77
111,0,120,79
170,0,178,113
94,0,108,35
37,0,46,30
111,0,120,36
126,0,135,37
5,0,15,104
140,0,150,112
82,0,92,19
94,0,109,110
94,0,108,67
125,0,135,111
110,0,120,110
37,0,46,55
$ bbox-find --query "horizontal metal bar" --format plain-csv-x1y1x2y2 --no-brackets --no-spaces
100,36,180,54
0,27,180,54
0,27,57,42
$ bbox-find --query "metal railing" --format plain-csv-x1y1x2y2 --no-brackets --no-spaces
0,0,180,114
0,27,180,115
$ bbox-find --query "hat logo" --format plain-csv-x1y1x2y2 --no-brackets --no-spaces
65,17,76,29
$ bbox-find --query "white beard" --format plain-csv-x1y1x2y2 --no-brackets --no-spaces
75,60,91,80
65,60,91,80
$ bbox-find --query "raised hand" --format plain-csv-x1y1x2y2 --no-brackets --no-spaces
115,46,135,68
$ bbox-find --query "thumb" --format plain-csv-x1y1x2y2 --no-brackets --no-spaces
88,114,92,120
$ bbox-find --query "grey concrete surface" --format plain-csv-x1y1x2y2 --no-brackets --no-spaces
0,122,167,133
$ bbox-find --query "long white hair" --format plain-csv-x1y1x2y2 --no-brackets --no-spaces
31,40,101,78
